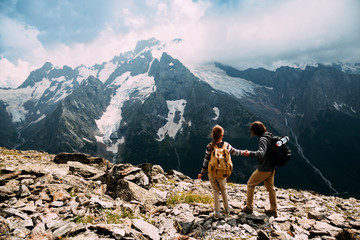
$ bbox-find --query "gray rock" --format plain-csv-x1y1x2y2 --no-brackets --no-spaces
327,213,347,227
312,221,342,237
21,178,35,185
157,216,178,238
132,219,160,240
12,226,31,238
18,201,36,214
68,161,104,178
1,208,30,221
31,222,46,234
90,195,114,209
11,199,26,208
52,222,77,239
50,201,64,207
19,184,31,197
308,210,326,221
109,179,158,205
1,148,360,240
0,185,16,200
112,227,126,239
152,165,165,175
257,229,270,240
242,224,256,235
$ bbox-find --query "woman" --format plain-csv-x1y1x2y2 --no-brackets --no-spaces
242,121,277,217
198,125,243,219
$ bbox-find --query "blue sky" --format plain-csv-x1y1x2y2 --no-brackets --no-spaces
0,0,359,88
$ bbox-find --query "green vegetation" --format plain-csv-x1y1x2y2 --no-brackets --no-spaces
140,213,155,225
102,210,123,224
72,207,135,225
117,207,135,219
227,182,237,188
166,191,213,206
0,148,21,156
68,187,78,197
73,215,95,224
167,179,176,185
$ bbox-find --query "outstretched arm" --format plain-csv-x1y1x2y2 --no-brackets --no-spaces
227,143,244,156
245,137,268,158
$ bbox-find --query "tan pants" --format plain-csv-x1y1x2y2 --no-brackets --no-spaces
246,169,277,211
208,175,228,212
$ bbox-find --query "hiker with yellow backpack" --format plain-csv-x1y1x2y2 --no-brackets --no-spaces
198,125,244,219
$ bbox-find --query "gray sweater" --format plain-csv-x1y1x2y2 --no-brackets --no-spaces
249,132,275,172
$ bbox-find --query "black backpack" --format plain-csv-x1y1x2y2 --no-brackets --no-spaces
264,133,291,167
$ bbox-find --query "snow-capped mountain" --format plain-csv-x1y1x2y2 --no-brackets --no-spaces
0,38,359,198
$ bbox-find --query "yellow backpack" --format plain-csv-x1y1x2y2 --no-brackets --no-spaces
208,142,233,179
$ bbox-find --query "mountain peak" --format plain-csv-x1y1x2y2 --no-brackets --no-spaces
18,62,54,89
42,61,54,70
134,37,162,54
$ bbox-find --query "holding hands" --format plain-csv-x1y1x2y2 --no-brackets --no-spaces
242,150,250,156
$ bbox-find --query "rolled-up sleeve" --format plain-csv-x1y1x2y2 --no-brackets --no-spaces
201,145,212,174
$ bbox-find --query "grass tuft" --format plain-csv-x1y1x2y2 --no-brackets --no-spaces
166,191,213,206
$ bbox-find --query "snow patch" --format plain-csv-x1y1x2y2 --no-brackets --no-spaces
32,78,52,99
98,62,117,83
95,135,103,143
106,137,125,154
212,107,220,120
27,114,46,126
333,102,341,111
77,66,97,84
157,99,187,141
95,71,155,147
333,101,357,114
82,138,93,143
48,78,72,104
186,63,255,99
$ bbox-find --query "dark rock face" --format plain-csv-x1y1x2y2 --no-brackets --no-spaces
223,63,360,198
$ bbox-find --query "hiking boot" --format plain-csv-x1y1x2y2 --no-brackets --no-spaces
224,208,231,216
240,206,253,214
214,211,224,219
265,209,277,217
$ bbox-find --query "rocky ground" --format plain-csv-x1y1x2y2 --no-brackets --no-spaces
0,147,359,240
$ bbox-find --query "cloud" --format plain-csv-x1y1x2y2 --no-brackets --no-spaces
170,0,360,69
0,15,45,63
0,58,32,88
0,0,359,88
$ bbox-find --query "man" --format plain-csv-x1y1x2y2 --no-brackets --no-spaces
241,121,277,217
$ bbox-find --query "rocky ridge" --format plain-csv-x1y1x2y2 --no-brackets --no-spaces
0,148,359,240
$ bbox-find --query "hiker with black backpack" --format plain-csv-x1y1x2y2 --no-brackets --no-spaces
198,125,244,219
241,121,290,217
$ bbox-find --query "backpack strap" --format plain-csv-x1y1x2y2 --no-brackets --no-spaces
262,132,273,151
222,142,228,150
